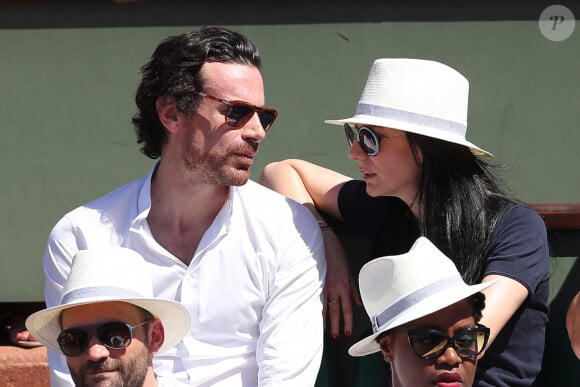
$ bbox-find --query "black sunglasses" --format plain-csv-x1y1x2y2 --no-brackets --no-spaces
57,320,152,357
344,123,406,156
194,91,278,132
394,324,490,360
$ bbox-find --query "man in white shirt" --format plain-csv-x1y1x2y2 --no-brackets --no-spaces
42,26,326,386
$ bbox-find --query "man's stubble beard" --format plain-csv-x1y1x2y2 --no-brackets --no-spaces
70,347,149,387
182,138,256,187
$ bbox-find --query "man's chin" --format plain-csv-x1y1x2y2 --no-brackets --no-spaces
81,372,120,387
225,168,251,186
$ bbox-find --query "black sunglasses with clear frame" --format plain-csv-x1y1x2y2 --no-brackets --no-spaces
194,91,278,132
393,324,490,361
57,320,152,357
344,123,406,156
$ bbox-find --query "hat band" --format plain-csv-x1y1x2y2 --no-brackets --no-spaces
61,287,146,305
371,275,464,333
356,103,467,137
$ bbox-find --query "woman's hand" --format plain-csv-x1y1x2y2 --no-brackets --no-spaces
321,228,362,339
259,159,359,336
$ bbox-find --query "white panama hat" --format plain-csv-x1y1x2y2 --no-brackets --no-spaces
349,237,497,357
26,247,191,355
325,58,492,157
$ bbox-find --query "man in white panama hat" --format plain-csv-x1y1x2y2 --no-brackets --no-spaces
350,237,498,387
26,247,191,387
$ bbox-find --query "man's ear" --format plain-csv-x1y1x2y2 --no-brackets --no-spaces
148,318,165,354
156,96,179,133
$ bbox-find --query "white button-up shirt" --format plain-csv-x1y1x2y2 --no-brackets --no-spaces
43,165,326,386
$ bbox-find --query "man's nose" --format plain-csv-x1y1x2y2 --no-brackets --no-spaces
241,113,267,144
84,336,111,361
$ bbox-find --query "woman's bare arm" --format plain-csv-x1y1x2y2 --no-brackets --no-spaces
260,159,360,338
260,159,351,220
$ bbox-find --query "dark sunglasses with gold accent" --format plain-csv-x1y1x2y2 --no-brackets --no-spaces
344,123,406,156
57,320,152,357
392,324,490,361
194,91,278,131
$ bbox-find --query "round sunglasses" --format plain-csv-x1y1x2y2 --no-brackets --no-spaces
57,320,152,357
344,123,406,156
393,324,490,361
195,91,278,132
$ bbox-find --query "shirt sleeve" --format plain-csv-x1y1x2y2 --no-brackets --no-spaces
484,205,550,295
338,179,380,238
256,204,326,386
338,180,419,257
43,216,81,387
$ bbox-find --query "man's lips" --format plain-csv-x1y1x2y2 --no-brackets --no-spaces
88,368,116,375
233,153,256,167
85,363,119,375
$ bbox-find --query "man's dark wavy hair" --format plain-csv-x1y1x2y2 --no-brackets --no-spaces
132,26,261,159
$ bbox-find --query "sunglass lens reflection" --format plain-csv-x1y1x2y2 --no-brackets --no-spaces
343,124,379,155
57,322,133,357
344,124,356,147
227,104,277,130
455,332,482,358
359,128,379,155
258,110,277,130
97,322,132,349
227,103,254,127
58,329,89,357
411,331,482,359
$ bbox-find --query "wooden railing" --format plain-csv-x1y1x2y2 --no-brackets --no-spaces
530,203,580,230
530,203,580,258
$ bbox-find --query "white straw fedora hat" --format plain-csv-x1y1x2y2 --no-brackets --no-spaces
325,58,492,157
26,247,191,355
349,237,497,357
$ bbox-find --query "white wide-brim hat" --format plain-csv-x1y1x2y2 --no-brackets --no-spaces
325,58,492,157
26,247,191,355
349,237,497,357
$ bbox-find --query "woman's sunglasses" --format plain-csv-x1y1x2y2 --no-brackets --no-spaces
344,123,406,156
394,324,490,360
57,320,152,357
195,91,278,132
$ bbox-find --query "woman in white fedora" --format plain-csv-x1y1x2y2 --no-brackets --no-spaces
260,58,549,386
351,237,496,387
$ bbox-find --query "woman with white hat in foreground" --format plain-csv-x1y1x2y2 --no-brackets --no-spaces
260,58,550,386
351,237,496,387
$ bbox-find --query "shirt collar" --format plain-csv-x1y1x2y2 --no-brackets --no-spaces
132,162,238,229
133,163,157,224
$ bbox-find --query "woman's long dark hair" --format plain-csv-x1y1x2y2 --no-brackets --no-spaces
407,133,519,284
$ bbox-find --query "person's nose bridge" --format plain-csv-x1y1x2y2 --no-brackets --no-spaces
85,335,111,360
436,344,462,366
348,138,368,160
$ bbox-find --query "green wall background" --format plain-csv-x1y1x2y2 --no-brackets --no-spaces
1,18,578,301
